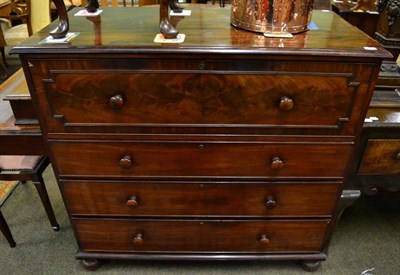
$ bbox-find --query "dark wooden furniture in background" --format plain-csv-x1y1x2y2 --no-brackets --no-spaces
10,5,389,271
352,107,400,194
0,69,43,155
332,0,400,195
0,155,60,247
0,67,58,247
375,0,400,62
3,69,37,124
331,0,379,38
0,0,12,77
374,0,400,100
0,0,12,17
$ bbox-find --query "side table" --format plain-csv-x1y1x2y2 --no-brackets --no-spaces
349,100,400,195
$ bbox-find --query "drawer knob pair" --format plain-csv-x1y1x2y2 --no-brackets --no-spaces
133,233,144,246
109,94,124,109
259,234,270,245
119,155,133,169
279,96,294,111
126,196,139,207
271,157,284,170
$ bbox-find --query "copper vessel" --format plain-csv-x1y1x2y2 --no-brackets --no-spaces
231,0,314,34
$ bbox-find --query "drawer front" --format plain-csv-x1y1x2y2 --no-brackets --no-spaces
32,56,370,135
62,181,340,217
74,218,329,253
50,141,352,178
358,139,400,175
43,72,356,126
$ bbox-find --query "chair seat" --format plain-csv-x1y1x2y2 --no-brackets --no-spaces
0,155,42,171
0,155,59,247
3,24,29,47
0,180,18,206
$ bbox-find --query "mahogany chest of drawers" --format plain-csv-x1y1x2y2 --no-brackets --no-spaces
11,6,390,271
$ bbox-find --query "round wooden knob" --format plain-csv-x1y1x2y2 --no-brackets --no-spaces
109,94,124,109
259,234,270,245
279,96,294,111
265,196,277,209
119,155,133,169
133,233,144,246
396,151,400,159
271,157,284,170
126,196,138,207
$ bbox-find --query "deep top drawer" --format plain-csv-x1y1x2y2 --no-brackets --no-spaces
28,58,373,135
43,72,357,126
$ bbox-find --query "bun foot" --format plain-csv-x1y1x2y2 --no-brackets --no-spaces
160,19,179,39
301,260,321,272
80,259,102,271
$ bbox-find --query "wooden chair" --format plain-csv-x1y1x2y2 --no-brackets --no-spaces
0,155,59,247
0,33,6,79
98,0,161,7
51,1,84,19
99,0,135,7
51,0,84,10
0,0,51,77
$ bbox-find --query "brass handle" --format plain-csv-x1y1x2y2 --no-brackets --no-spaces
119,155,133,169
126,196,139,207
109,94,124,109
259,234,270,245
279,96,294,111
271,157,284,170
265,196,277,209
133,233,144,246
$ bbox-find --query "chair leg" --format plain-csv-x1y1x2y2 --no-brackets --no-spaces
0,211,16,247
0,47,6,64
32,176,60,231
0,52,7,80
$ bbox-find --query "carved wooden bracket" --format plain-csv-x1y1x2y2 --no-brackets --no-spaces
53,0,184,40
375,0,400,59
377,0,400,27
49,0,69,39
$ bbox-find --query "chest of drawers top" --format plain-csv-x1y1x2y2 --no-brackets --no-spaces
10,6,389,57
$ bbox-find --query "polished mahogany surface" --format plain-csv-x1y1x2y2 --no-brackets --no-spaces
0,116,43,155
11,6,388,57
